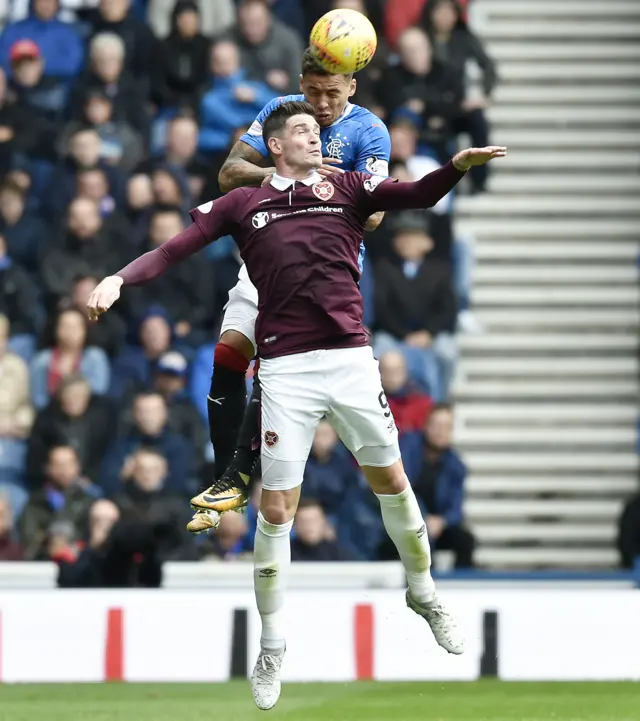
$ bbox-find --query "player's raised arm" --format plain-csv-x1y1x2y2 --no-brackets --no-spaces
218,139,276,192
87,195,239,320
361,146,507,214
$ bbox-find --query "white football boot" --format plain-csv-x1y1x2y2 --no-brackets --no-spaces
406,590,466,655
251,646,286,711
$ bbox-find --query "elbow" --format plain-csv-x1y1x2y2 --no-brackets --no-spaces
217,164,234,193
364,211,385,233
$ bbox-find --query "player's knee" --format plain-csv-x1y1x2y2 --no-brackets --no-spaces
361,458,407,496
260,488,299,525
219,329,255,361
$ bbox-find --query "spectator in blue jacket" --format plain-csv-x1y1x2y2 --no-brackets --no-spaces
397,403,475,568
0,0,84,80
198,39,276,155
100,391,196,497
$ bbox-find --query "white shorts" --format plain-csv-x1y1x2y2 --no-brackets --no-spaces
219,265,259,352
259,346,401,491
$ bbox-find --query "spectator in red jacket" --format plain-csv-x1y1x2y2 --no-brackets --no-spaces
380,350,433,436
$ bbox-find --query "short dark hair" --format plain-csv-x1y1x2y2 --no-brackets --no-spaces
301,47,353,79
430,402,454,416
262,100,316,148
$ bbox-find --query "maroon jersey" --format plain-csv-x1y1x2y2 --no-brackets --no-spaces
116,162,465,359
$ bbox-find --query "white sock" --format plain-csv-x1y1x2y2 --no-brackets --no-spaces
376,485,436,604
253,511,292,651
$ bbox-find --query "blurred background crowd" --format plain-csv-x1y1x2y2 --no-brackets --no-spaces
0,0,635,584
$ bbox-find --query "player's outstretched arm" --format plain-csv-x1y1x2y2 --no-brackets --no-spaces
218,140,276,193
87,223,208,321
365,146,507,213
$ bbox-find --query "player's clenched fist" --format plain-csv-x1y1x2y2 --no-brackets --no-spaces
87,275,123,321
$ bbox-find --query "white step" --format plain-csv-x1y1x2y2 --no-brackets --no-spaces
459,333,638,353
474,265,637,284
500,61,639,81
475,546,618,568
458,425,636,445
494,84,640,105
474,285,639,306
490,107,639,127
481,0,640,17
467,498,622,520
491,150,640,171
459,218,639,240
477,524,617,544
478,308,640,330
490,41,640,62
459,195,640,216
465,452,639,473
484,20,640,40
467,475,638,496
460,357,638,377
459,403,639,425
488,175,640,195
475,241,639,261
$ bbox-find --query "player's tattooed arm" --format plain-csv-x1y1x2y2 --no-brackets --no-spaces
218,140,276,192
364,211,385,232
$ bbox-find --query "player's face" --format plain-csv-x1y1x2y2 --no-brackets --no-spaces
278,115,322,170
300,73,356,127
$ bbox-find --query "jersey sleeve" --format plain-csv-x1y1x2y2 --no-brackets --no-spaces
189,191,240,241
353,120,391,177
238,95,291,158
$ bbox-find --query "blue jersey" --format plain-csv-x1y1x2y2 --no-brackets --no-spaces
240,94,391,272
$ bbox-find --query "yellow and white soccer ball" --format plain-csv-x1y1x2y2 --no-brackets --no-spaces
309,8,377,75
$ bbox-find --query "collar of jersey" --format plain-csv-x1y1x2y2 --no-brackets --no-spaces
328,102,354,127
270,171,323,191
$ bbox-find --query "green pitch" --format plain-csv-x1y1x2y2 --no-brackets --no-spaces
0,681,638,721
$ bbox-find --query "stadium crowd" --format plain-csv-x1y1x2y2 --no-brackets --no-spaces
0,0,500,580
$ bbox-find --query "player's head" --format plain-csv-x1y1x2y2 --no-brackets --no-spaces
263,100,322,173
300,47,356,128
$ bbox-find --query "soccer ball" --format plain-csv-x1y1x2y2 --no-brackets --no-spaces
309,9,377,75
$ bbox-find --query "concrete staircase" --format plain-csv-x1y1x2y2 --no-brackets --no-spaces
453,0,640,569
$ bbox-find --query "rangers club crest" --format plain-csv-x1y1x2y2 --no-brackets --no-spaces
264,430,279,447
312,181,335,201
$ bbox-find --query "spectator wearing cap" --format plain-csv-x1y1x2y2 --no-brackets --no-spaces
86,0,155,80
373,217,458,402
0,314,34,487
198,39,276,155
119,350,207,474
149,0,234,39
7,39,66,160
226,0,303,94
0,0,84,80
423,0,496,193
150,2,210,118
379,350,433,436
109,310,176,398
0,67,37,175
27,373,114,489
100,391,196,497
